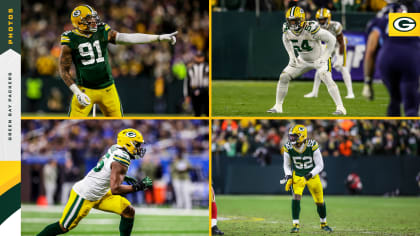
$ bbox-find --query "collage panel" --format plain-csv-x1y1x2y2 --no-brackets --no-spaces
211,1,420,117
212,119,420,235
21,0,209,118
21,119,209,235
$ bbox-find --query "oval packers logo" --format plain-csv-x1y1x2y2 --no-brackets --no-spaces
72,10,81,17
389,13,420,37
393,17,416,32
126,131,137,138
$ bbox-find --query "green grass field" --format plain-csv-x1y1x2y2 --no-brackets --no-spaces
22,205,209,236
216,195,420,235
212,80,390,117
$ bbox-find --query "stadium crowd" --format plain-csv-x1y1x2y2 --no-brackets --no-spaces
22,120,209,207
22,0,209,79
212,119,420,158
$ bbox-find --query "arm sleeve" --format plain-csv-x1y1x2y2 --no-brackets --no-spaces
283,151,292,176
282,34,296,60
115,32,159,45
310,149,324,176
314,28,336,60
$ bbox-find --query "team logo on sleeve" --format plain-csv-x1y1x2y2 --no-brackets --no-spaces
389,13,420,36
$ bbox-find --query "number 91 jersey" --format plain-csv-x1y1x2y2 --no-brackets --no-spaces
283,139,319,177
60,23,113,89
73,144,131,201
283,21,324,62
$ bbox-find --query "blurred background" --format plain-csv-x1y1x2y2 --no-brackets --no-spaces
21,0,209,115
212,119,420,195
21,119,209,209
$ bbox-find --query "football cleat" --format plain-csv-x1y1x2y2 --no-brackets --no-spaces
267,105,283,113
321,223,333,232
345,94,355,99
332,106,346,115
304,91,318,98
212,226,224,235
290,223,300,233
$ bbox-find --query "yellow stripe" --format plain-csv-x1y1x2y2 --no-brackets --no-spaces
0,161,20,196
61,38,70,41
105,24,110,31
113,156,130,165
311,26,320,34
343,48,347,67
328,57,332,72
61,36,70,39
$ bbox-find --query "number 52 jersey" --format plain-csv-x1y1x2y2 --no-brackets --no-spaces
60,23,114,89
283,139,320,177
73,144,132,201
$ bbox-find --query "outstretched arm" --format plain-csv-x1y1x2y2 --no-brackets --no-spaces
108,29,177,45
59,45,90,106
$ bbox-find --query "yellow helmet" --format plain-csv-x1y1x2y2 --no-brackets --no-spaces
285,6,306,32
117,128,146,159
315,8,331,28
288,124,307,145
71,5,100,33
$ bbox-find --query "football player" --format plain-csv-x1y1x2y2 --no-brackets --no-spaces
304,8,355,99
60,5,177,117
267,6,346,115
283,125,332,233
211,186,224,235
363,1,419,116
37,129,153,236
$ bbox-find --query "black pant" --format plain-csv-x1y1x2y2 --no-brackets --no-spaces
191,88,209,116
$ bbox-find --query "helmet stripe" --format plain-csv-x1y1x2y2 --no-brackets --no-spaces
84,5,94,14
321,8,324,17
290,6,295,17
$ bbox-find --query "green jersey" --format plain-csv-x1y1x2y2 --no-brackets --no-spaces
283,139,319,176
61,23,113,89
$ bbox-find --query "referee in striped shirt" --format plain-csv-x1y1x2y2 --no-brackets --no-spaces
184,51,209,116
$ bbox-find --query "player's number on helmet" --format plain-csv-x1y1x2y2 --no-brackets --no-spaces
79,40,105,66
292,156,314,169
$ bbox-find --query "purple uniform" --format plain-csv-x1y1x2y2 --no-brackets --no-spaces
367,4,420,116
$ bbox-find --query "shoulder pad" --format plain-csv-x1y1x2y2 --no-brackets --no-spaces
61,31,72,44
112,148,131,166
307,139,319,151
282,22,289,33
330,21,343,35
284,142,293,152
305,21,321,35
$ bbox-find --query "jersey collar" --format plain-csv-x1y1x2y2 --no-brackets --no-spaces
292,140,308,154
72,29,93,38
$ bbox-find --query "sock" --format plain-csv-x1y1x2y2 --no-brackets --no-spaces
317,203,327,220
292,200,300,223
119,216,134,236
211,202,217,227
275,75,290,108
312,72,321,96
341,67,353,95
37,221,65,236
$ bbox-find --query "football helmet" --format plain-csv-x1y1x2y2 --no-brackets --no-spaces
285,6,306,32
117,128,146,159
288,124,307,145
71,5,100,33
316,8,331,28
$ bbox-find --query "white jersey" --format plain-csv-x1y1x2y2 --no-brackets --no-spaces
73,144,132,201
283,21,327,62
323,21,343,50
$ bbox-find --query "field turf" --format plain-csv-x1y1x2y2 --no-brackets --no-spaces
212,80,390,117
215,195,420,235
22,205,209,236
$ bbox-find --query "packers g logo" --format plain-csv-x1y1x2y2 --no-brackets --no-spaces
389,13,420,36
126,131,137,138
298,127,305,132
393,17,416,32
72,10,81,17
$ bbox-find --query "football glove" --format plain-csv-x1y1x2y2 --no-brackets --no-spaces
159,31,178,45
69,84,91,107
285,175,293,192
133,176,153,192
304,173,313,181
124,175,138,185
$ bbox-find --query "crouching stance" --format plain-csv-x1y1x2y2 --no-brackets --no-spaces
283,125,333,233
37,129,153,236
268,6,346,115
